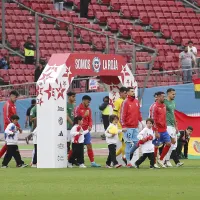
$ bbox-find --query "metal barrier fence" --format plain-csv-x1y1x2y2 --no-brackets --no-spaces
0,82,36,101
0,76,107,100
135,67,200,87
0,67,199,100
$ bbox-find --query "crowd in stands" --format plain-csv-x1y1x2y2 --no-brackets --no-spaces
0,0,200,91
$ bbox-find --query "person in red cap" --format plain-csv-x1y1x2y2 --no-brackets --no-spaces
0,90,22,158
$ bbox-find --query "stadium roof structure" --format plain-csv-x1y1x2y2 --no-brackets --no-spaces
36,53,137,168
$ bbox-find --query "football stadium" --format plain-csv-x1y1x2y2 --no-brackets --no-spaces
0,0,200,199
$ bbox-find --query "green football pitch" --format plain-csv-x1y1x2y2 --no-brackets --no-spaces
0,157,199,200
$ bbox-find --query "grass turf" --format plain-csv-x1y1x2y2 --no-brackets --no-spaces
0,143,108,150
0,157,199,200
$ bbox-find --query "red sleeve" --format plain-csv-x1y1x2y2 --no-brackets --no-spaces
16,122,20,128
120,100,127,128
88,108,93,128
3,102,11,129
152,105,158,131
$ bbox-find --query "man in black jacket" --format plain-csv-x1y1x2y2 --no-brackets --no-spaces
24,36,36,64
99,96,110,140
177,126,193,159
34,65,44,82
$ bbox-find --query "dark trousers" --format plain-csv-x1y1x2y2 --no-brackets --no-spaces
2,145,24,166
33,144,37,165
25,56,34,64
67,142,71,153
27,133,33,140
177,141,188,158
80,0,89,18
69,143,84,165
171,150,180,164
135,152,155,167
102,115,109,131
106,144,118,166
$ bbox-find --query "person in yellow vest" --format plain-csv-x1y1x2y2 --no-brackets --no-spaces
112,87,128,164
24,36,35,64
99,96,112,140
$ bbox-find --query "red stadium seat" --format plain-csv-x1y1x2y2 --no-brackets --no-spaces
26,76,34,83
10,76,19,84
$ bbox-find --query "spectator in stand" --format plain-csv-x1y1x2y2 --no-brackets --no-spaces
80,0,90,18
0,56,9,69
179,46,196,83
24,36,35,65
25,99,36,144
177,126,193,159
188,40,197,67
34,65,44,82
54,0,64,11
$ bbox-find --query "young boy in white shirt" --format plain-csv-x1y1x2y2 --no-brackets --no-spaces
135,118,160,169
105,115,122,168
2,115,28,168
68,116,89,168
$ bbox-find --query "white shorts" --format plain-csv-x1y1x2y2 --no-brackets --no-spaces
67,130,71,142
167,126,177,149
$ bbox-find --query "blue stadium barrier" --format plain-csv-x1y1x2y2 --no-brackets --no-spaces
0,84,199,133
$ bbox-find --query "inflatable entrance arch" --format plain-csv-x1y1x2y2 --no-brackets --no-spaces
36,53,137,168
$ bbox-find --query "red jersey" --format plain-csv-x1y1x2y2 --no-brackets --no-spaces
3,100,20,129
151,102,167,133
120,96,142,128
75,103,92,131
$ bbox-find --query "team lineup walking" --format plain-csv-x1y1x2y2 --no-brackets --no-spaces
65,86,190,168
0,87,193,168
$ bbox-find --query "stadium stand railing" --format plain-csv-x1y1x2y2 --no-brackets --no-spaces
0,67,199,101
0,76,107,100
135,67,200,88
0,0,159,98
1,0,157,72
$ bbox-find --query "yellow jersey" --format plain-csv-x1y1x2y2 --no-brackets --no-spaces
113,97,124,129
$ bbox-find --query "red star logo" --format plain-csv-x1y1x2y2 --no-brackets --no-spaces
36,86,43,96
109,99,114,108
56,83,66,99
37,98,43,106
39,72,53,83
112,91,117,97
44,84,53,100
62,66,73,84
120,66,130,84
55,78,58,84
45,66,58,73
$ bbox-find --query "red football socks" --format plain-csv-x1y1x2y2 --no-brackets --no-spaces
154,147,158,164
160,145,171,160
87,149,94,162
0,144,7,158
